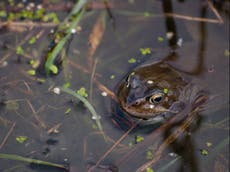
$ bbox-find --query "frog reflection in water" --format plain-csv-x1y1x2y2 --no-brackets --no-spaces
117,59,194,125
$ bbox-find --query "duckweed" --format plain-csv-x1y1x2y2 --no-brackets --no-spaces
140,48,151,55
77,87,88,98
16,136,28,144
128,58,136,63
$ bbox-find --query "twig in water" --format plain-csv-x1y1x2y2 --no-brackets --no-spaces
165,13,222,24
0,122,16,150
207,0,224,23
89,58,98,101
88,123,137,172
87,12,106,68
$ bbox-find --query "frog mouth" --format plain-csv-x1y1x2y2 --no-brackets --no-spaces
123,104,179,119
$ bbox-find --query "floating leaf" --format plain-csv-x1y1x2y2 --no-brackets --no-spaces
28,37,37,44
77,87,88,98
29,59,40,69
146,150,153,160
37,78,45,83
63,82,71,88
140,48,151,55
157,36,164,42
16,136,28,144
200,149,209,156
16,46,24,55
0,10,7,17
146,167,154,172
65,108,71,114
135,135,144,143
206,142,212,147
163,88,169,94
110,75,115,79
27,69,36,76
128,58,136,63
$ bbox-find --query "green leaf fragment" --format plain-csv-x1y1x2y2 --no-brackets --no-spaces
16,136,28,143
110,75,115,79
146,167,154,172
146,150,153,160
135,135,144,143
77,87,88,98
29,59,35,65
42,12,59,23
49,64,58,74
29,37,37,44
37,78,46,83
63,82,71,88
65,108,71,114
0,11,7,17
140,48,151,55
200,149,209,156
8,12,15,20
16,46,24,55
206,142,212,147
163,88,169,94
128,58,136,63
27,69,36,76
34,8,45,19
157,36,164,42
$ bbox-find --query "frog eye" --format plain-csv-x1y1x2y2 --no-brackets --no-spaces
149,93,164,104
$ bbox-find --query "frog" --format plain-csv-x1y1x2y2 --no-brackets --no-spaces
116,58,199,126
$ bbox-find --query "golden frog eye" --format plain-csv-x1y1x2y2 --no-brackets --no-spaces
149,93,164,104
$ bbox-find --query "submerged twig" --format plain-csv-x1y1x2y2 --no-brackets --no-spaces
0,122,16,150
117,11,223,24
165,13,222,24
95,80,117,102
88,123,137,172
87,12,106,68
89,58,98,101
207,0,224,23
136,111,197,172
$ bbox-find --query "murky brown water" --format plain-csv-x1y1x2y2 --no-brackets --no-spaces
0,0,229,172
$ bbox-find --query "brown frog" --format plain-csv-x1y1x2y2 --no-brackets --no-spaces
117,59,191,125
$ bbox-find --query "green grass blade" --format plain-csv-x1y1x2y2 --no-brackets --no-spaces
45,0,88,75
60,87,104,137
0,153,67,170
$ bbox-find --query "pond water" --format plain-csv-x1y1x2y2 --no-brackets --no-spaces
0,0,229,172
